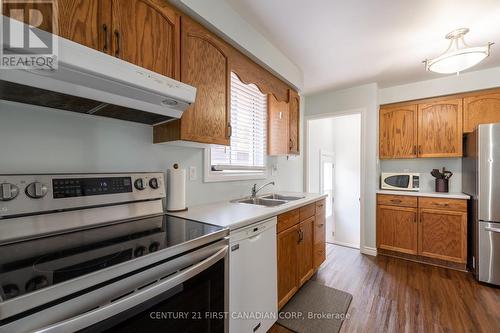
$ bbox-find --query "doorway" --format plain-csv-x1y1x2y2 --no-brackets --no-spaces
307,113,361,249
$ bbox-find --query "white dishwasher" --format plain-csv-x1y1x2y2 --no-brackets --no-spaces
229,217,277,333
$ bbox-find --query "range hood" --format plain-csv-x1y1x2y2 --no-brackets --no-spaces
0,16,196,125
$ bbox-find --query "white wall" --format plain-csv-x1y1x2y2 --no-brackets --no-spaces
380,159,462,193
0,101,303,206
331,114,361,248
379,65,500,104
171,0,303,90
305,83,378,251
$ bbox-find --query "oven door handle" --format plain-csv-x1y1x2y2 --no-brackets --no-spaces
34,245,228,333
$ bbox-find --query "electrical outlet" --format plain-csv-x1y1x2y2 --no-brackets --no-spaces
271,164,278,176
189,166,197,181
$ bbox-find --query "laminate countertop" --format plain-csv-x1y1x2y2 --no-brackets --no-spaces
167,192,327,231
377,189,470,200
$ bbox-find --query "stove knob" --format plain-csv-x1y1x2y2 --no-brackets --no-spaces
0,183,19,201
25,276,49,292
149,241,160,253
25,182,48,199
134,246,146,257
2,284,20,299
134,178,145,191
149,178,159,189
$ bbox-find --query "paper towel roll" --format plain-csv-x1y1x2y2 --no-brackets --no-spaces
167,164,187,212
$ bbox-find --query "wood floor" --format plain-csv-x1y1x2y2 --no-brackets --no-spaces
269,244,500,333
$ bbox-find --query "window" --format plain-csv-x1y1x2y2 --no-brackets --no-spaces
205,72,267,182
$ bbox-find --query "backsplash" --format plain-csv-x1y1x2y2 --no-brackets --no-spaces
379,158,462,193
0,101,303,206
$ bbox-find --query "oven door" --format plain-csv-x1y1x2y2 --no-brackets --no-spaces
1,240,228,333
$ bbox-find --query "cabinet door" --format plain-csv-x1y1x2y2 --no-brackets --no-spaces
179,16,230,145
277,225,299,310
288,89,300,155
112,0,180,79
268,94,290,155
463,91,500,133
379,104,418,159
313,211,326,269
418,208,467,263
417,99,463,157
377,205,418,254
297,216,314,287
3,0,107,52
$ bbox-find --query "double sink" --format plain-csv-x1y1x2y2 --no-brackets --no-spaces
232,194,305,207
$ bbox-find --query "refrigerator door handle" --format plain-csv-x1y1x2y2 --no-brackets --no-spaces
485,226,500,233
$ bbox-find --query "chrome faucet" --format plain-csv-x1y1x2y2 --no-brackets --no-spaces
251,181,275,198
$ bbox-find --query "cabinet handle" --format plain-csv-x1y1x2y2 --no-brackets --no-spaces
227,123,232,138
433,202,449,207
317,223,324,227
390,199,402,203
296,229,301,244
102,24,108,52
413,145,416,155
289,138,293,150
114,30,120,57
418,145,422,155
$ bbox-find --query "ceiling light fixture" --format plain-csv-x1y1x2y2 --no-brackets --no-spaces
424,28,493,74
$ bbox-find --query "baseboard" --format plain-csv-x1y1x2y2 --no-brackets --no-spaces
329,240,360,250
360,246,377,256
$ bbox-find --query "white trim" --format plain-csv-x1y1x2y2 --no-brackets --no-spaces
305,108,367,253
328,240,360,250
360,246,377,257
203,149,267,182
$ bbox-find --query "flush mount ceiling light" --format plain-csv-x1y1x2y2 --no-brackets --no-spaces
424,28,494,74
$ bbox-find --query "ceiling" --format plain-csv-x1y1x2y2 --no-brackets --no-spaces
226,0,500,94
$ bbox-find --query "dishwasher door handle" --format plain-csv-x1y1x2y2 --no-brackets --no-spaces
248,234,262,242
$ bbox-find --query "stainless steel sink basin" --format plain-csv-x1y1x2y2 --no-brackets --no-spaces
261,194,305,201
232,198,288,207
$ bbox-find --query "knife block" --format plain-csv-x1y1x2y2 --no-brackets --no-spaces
435,179,449,193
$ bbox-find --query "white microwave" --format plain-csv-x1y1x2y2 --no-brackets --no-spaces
381,173,420,191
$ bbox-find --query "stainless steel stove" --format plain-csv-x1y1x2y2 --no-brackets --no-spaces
0,173,228,333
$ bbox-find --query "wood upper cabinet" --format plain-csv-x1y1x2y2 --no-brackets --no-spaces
418,208,467,263
154,15,231,145
463,90,500,133
417,98,463,157
112,0,180,79
297,216,314,287
377,204,418,254
3,0,107,52
379,104,418,159
268,94,290,155
277,224,299,310
288,89,300,155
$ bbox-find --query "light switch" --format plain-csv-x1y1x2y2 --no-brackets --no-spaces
189,166,197,181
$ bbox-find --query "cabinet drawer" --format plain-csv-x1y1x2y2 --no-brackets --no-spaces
377,194,417,208
277,208,300,233
299,203,316,221
315,199,326,216
314,213,325,245
419,197,467,212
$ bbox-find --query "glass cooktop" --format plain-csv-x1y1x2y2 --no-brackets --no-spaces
0,215,224,301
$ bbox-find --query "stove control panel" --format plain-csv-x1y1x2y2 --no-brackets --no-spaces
0,173,165,218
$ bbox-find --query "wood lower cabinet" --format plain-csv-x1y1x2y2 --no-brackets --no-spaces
112,0,180,79
297,216,314,287
277,199,326,309
379,104,418,159
376,194,467,268
418,208,467,263
463,89,500,133
377,205,418,254
277,224,299,310
418,98,463,157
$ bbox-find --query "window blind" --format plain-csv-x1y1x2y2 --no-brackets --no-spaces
211,72,267,171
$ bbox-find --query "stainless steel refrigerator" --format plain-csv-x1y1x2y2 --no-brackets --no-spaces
463,123,500,286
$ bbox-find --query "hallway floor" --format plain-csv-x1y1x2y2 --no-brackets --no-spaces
270,244,500,333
